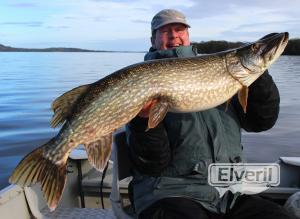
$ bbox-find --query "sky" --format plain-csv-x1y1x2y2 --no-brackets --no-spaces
0,0,299,51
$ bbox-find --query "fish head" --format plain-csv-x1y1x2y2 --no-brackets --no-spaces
227,32,289,86
239,32,289,72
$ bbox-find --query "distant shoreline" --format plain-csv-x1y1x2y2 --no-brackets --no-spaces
191,38,300,56
0,44,145,53
1,38,300,55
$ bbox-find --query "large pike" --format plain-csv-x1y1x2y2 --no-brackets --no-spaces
10,32,289,210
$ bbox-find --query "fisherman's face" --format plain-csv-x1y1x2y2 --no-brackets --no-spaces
152,23,190,50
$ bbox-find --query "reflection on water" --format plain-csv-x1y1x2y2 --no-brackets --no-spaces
0,53,299,189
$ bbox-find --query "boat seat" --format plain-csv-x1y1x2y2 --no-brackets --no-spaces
24,185,116,219
41,206,115,219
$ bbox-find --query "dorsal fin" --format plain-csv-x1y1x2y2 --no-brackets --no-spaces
51,84,90,127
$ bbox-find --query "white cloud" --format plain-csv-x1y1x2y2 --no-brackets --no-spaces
2,0,300,50
187,2,300,41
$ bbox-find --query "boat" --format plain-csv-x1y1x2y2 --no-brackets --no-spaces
1,131,300,218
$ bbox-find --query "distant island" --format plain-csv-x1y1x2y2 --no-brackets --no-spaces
1,38,300,55
0,44,143,53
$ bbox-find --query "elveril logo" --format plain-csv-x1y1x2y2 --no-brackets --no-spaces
208,163,280,196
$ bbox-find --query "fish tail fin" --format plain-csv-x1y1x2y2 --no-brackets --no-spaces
9,139,67,211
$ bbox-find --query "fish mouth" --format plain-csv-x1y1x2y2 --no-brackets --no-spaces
236,32,289,80
260,32,289,59
279,32,289,50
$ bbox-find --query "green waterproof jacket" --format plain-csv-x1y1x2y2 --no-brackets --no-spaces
126,45,280,215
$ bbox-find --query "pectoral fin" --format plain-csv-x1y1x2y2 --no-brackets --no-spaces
84,134,112,171
238,86,249,113
147,101,169,130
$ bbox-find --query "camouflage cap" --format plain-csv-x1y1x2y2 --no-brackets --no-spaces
151,9,191,32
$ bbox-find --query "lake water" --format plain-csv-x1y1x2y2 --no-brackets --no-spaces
0,53,299,190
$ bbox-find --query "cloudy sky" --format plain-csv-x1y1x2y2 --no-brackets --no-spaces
0,0,299,51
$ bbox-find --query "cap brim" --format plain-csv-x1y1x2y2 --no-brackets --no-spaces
153,21,190,31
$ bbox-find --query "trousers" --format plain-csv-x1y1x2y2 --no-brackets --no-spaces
139,195,294,219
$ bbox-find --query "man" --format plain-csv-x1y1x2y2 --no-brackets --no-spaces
126,9,292,219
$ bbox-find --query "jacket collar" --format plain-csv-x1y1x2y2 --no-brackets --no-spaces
144,45,197,61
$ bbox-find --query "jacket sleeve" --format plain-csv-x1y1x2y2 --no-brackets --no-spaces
125,116,171,176
232,70,280,132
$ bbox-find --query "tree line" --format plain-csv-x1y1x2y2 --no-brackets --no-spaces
191,38,300,55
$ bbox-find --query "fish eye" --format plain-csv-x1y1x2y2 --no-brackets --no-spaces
251,44,260,52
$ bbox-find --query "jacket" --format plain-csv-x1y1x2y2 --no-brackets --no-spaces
125,45,280,214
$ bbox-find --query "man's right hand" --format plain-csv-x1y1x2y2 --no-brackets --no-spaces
138,99,158,118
